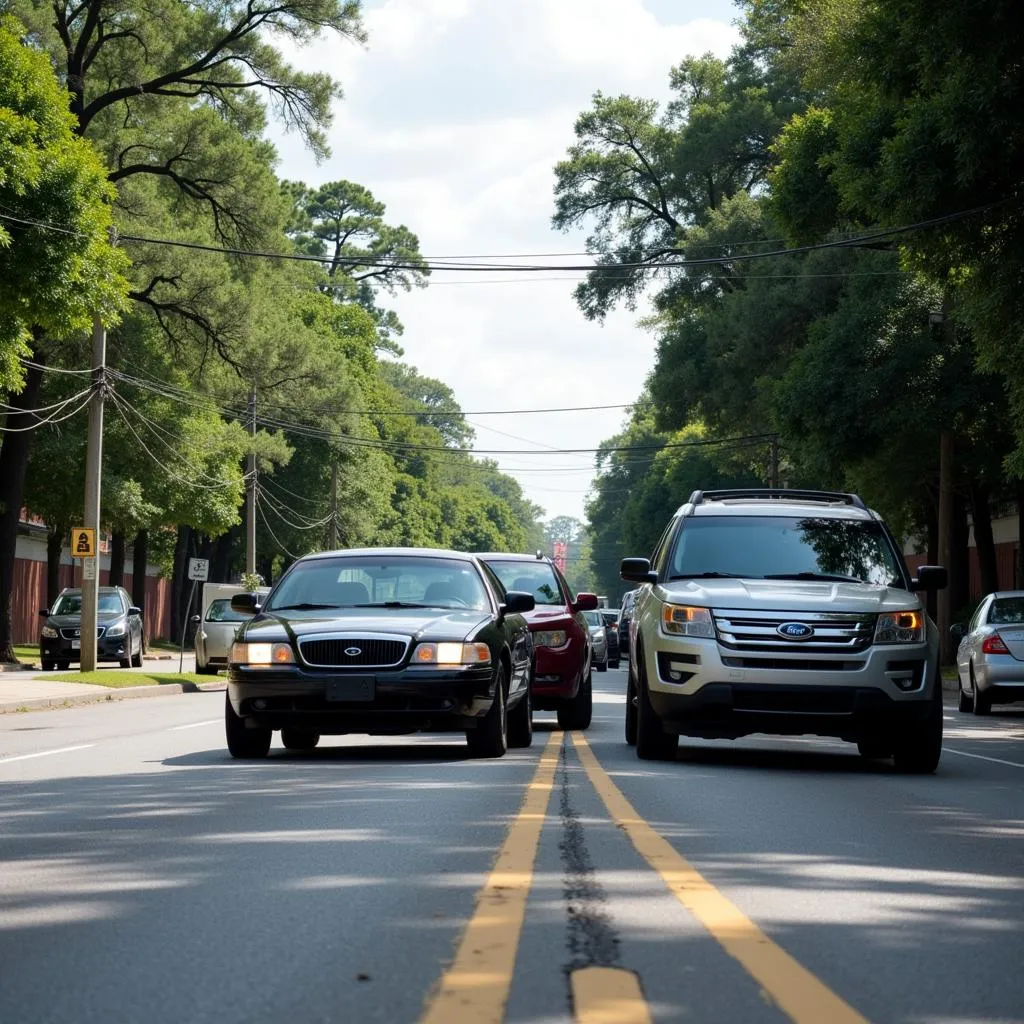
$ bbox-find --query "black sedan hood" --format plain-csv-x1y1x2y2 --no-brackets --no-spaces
240,607,490,644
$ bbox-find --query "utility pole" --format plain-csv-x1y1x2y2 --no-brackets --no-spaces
938,429,954,662
769,436,780,488
80,311,106,672
246,383,256,575
328,458,338,549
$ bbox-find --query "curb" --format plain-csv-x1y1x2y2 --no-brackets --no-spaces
0,680,225,715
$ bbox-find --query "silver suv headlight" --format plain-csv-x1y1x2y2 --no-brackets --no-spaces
661,603,715,638
874,610,925,644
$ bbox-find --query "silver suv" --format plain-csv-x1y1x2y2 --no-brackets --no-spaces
621,489,948,772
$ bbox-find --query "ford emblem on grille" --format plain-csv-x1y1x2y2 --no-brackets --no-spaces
777,622,814,639
344,646,362,657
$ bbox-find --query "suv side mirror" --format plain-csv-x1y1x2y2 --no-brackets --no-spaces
574,593,599,612
231,593,261,614
911,565,948,591
621,558,657,584
503,591,535,615
38,608,49,617
128,606,142,616
950,622,966,641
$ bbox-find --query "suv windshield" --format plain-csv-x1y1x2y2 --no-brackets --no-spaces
669,516,903,586
52,592,124,616
266,556,490,612
484,560,564,606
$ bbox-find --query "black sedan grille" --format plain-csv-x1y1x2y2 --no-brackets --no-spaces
60,627,106,639
298,636,408,668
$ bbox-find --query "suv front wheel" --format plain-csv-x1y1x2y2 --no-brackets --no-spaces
891,684,943,774
635,651,677,761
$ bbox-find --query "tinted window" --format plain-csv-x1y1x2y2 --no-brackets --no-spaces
989,598,1024,625
581,610,604,627
669,516,902,585
600,611,618,626
205,599,252,623
485,561,564,606
267,556,490,612
52,592,124,616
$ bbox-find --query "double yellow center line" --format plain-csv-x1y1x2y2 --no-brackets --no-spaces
421,731,870,1024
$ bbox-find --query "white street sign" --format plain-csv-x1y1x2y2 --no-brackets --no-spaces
82,557,97,580
188,558,210,582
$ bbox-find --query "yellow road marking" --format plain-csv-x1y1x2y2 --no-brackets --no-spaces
419,731,562,1024
571,966,652,1024
571,733,871,1024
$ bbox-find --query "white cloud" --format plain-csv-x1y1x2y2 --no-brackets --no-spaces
268,0,742,522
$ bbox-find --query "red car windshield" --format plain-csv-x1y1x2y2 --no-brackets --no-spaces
486,561,565,606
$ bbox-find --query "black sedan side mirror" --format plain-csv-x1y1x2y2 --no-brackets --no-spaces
190,614,201,625
38,608,49,617
231,593,261,614
911,565,948,591
128,606,142,616
621,557,658,584
950,622,966,641
503,591,535,615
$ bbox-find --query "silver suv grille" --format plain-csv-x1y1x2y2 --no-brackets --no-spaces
715,610,875,654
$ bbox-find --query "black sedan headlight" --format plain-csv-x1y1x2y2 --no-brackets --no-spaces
106,619,128,638
231,641,296,666
411,642,491,666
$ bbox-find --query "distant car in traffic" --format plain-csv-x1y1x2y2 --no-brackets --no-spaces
477,552,598,729
226,548,535,758
581,609,609,671
193,583,270,674
39,586,144,670
600,609,621,668
618,589,637,654
953,591,1024,714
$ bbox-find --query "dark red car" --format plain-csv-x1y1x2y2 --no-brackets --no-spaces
478,552,598,729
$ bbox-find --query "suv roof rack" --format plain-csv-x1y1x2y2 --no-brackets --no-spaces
687,488,868,510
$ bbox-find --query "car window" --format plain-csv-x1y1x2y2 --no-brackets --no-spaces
205,598,252,623
988,597,1024,624
600,611,617,626
51,592,124,615
668,516,902,585
484,560,564,606
267,555,490,611
581,610,604,627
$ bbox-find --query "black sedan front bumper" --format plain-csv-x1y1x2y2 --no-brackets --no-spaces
228,665,497,735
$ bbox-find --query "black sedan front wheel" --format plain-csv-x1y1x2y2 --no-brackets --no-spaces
467,664,508,758
281,728,320,752
507,669,533,749
225,692,272,759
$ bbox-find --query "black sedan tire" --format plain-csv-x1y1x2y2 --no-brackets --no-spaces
225,692,272,759
119,656,131,669
596,658,608,673
41,660,54,672
467,664,508,758
57,660,70,671
281,728,320,752
131,637,143,668
507,673,533,749
609,659,620,669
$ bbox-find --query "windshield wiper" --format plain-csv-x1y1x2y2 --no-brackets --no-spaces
763,572,863,583
669,571,746,580
353,601,432,609
272,603,343,611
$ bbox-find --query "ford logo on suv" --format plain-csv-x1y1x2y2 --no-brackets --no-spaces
777,622,814,640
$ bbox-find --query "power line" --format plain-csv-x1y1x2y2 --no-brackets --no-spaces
0,202,1005,274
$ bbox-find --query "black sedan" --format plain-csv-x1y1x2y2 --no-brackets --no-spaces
225,548,536,759
39,586,144,670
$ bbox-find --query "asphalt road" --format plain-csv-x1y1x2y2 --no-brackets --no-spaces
1,670,1022,1023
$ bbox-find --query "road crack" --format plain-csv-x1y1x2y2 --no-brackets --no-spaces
558,737,621,974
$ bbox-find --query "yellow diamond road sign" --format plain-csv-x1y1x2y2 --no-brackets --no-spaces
72,528,96,558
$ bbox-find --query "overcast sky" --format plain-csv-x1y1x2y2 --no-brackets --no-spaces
270,0,741,524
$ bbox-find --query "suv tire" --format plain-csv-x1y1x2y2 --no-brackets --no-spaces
467,664,508,758
281,728,319,751
625,668,638,746
892,684,942,774
557,670,593,730
225,692,272,759
635,654,677,761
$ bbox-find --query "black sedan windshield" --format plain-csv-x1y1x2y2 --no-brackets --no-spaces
266,556,490,612
669,516,903,586
52,592,124,615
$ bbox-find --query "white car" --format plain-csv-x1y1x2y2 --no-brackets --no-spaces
581,609,609,671
953,591,1024,714
193,584,269,674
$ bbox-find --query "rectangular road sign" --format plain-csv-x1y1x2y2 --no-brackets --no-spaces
81,557,97,580
72,527,96,558
188,557,210,582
